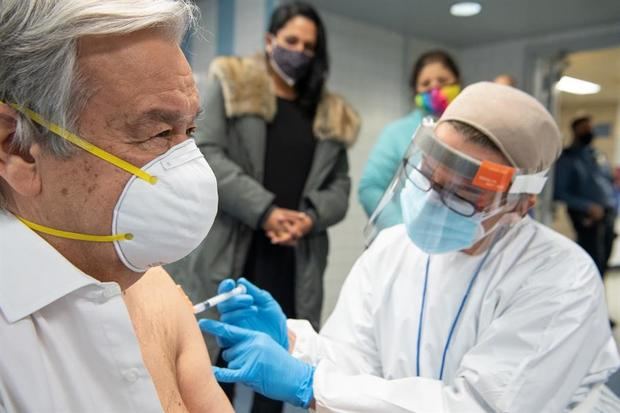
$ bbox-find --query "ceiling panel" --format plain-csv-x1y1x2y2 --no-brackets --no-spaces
300,0,620,47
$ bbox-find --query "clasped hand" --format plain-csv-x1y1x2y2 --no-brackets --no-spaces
262,207,313,246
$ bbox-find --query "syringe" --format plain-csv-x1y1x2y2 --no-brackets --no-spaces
193,284,247,314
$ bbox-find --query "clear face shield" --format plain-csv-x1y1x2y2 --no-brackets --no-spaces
364,122,548,253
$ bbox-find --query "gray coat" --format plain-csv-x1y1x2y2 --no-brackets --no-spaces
167,56,360,331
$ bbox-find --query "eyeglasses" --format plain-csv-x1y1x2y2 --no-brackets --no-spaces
402,158,478,217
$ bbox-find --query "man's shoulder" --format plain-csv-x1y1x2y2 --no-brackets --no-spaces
124,267,191,326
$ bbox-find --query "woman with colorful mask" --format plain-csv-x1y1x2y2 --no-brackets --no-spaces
165,2,360,412
358,49,461,228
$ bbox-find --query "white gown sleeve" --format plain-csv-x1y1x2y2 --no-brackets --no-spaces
287,250,383,376
300,245,619,412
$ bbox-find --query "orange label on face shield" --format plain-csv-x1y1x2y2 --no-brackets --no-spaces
472,161,515,192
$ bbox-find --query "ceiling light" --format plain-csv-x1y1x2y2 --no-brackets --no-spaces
555,76,601,95
450,2,482,17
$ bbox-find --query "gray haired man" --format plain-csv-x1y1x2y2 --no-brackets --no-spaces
0,1,232,411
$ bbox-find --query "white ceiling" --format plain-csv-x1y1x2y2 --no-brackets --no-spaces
300,0,620,47
560,47,620,106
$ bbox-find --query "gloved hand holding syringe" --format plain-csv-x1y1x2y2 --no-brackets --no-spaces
193,284,247,314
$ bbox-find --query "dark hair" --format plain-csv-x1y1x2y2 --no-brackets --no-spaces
409,50,460,92
445,120,503,154
571,116,591,132
268,2,328,114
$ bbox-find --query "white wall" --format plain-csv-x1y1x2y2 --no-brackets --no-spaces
188,0,218,101
234,0,269,56
457,39,527,86
616,105,620,165
319,11,407,320
318,11,450,320
189,0,272,94
457,22,620,91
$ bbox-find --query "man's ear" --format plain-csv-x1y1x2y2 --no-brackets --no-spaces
0,104,18,172
0,105,42,199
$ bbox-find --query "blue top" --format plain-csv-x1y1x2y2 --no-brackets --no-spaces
554,144,616,212
358,109,425,227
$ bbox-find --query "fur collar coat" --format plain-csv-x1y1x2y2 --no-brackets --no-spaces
209,54,360,147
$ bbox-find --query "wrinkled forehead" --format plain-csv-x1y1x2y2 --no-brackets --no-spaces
70,30,200,141
77,29,198,108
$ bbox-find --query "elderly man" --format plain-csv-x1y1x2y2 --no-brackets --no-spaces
203,83,620,412
0,1,231,412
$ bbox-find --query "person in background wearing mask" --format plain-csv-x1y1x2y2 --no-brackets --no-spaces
358,50,461,228
554,115,617,278
165,2,359,412
201,83,619,412
0,1,232,412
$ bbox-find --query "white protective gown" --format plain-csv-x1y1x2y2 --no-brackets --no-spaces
288,217,620,412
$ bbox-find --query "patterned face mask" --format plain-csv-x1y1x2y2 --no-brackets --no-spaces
415,84,461,117
268,42,313,86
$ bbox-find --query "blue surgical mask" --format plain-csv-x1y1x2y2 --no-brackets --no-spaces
399,181,485,254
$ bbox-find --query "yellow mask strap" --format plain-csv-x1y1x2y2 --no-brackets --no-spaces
16,216,132,242
0,100,157,185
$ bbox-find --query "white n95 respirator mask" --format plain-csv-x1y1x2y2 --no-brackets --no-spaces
112,139,218,272
5,101,218,273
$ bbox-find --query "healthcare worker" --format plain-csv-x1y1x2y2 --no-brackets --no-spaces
200,82,620,412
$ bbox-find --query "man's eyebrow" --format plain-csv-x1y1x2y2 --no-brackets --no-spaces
128,107,204,129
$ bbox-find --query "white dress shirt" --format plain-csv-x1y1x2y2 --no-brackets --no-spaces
0,212,162,413
289,218,620,412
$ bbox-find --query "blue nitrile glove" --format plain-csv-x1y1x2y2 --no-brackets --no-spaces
200,319,315,408
216,278,289,350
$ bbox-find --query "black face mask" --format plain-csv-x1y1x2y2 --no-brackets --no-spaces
269,44,313,86
578,131,594,146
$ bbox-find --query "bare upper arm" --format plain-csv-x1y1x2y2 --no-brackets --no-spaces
171,275,233,412
124,267,233,413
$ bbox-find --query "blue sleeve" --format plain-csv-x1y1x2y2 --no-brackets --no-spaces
358,117,419,221
553,155,592,213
